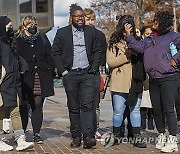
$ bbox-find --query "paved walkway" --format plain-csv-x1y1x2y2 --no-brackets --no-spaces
2,88,179,154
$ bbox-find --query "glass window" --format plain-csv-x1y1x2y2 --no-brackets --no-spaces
19,0,32,13
3,0,17,15
2,0,18,28
36,0,48,13
36,15,48,27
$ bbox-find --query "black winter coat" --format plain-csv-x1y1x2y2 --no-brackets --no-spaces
0,39,28,107
16,33,54,100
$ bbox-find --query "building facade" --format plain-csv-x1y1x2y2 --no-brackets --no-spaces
0,0,54,32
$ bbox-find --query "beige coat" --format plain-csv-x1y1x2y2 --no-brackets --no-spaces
0,65,6,107
106,41,132,93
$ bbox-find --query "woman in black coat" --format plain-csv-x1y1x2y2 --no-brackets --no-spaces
0,16,34,152
16,15,54,143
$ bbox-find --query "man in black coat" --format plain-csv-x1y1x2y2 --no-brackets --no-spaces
51,4,102,149
83,8,107,141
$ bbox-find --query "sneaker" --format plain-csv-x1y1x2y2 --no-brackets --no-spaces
161,135,178,153
16,135,34,151
155,133,166,150
0,140,13,151
33,133,43,144
95,131,102,141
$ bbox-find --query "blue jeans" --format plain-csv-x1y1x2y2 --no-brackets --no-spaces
111,92,142,128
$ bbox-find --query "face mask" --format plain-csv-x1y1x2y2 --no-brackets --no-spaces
6,27,14,38
27,25,37,35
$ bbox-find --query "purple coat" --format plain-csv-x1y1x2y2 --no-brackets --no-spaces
125,30,180,78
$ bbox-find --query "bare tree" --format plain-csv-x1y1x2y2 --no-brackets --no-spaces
91,0,180,38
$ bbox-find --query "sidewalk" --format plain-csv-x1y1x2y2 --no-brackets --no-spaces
2,87,179,154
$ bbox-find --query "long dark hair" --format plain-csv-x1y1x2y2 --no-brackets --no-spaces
109,15,136,49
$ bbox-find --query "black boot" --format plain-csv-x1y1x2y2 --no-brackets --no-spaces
127,122,133,139
127,112,133,139
119,122,125,138
113,126,122,145
132,127,146,148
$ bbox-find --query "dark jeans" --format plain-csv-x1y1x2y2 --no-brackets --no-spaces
140,107,154,129
93,73,100,133
20,96,44,134
149,74,178,136
63,70,95,139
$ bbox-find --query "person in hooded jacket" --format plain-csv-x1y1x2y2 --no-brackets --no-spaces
124,11,180,153
0,16,34,152
16,15,55,144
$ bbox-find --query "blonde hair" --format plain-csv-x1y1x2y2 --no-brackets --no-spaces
17,15,37,36
83,8,96,19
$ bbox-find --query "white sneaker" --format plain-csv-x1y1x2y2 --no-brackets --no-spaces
155,133,166,150
16,135,34,151
161,135,178,153
0,140,13,151
95,131,102,141
3,118,11,134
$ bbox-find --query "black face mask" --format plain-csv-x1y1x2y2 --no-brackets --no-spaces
27,25,37,35
6,27,14,38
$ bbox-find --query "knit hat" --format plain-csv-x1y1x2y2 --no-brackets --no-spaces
0,16,12,42
4,16,11,26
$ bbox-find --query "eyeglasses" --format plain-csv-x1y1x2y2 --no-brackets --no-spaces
72,15,85,19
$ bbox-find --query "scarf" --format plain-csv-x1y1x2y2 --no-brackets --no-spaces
22,32,39,45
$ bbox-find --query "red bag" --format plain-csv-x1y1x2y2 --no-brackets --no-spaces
100,75,105,92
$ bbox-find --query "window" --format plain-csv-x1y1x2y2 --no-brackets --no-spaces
36,0,48,13
19,0,32,13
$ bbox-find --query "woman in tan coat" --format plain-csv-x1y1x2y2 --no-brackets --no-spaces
107,15,146,148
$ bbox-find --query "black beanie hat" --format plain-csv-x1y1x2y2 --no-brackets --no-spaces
4,16,11,26
0,16,12,43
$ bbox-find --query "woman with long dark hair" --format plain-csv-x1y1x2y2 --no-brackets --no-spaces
107,15,146,148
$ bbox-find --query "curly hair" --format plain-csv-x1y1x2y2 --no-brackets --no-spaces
69,3,83,16
109,15,136,49
153,11,174,35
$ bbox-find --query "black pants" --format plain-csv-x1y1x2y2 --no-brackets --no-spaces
20,96,44,134
149,74,178,136
140,107,154,129
63,70,95,139
93,74,100,133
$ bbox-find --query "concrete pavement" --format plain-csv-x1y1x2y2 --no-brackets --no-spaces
2,87,179,154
